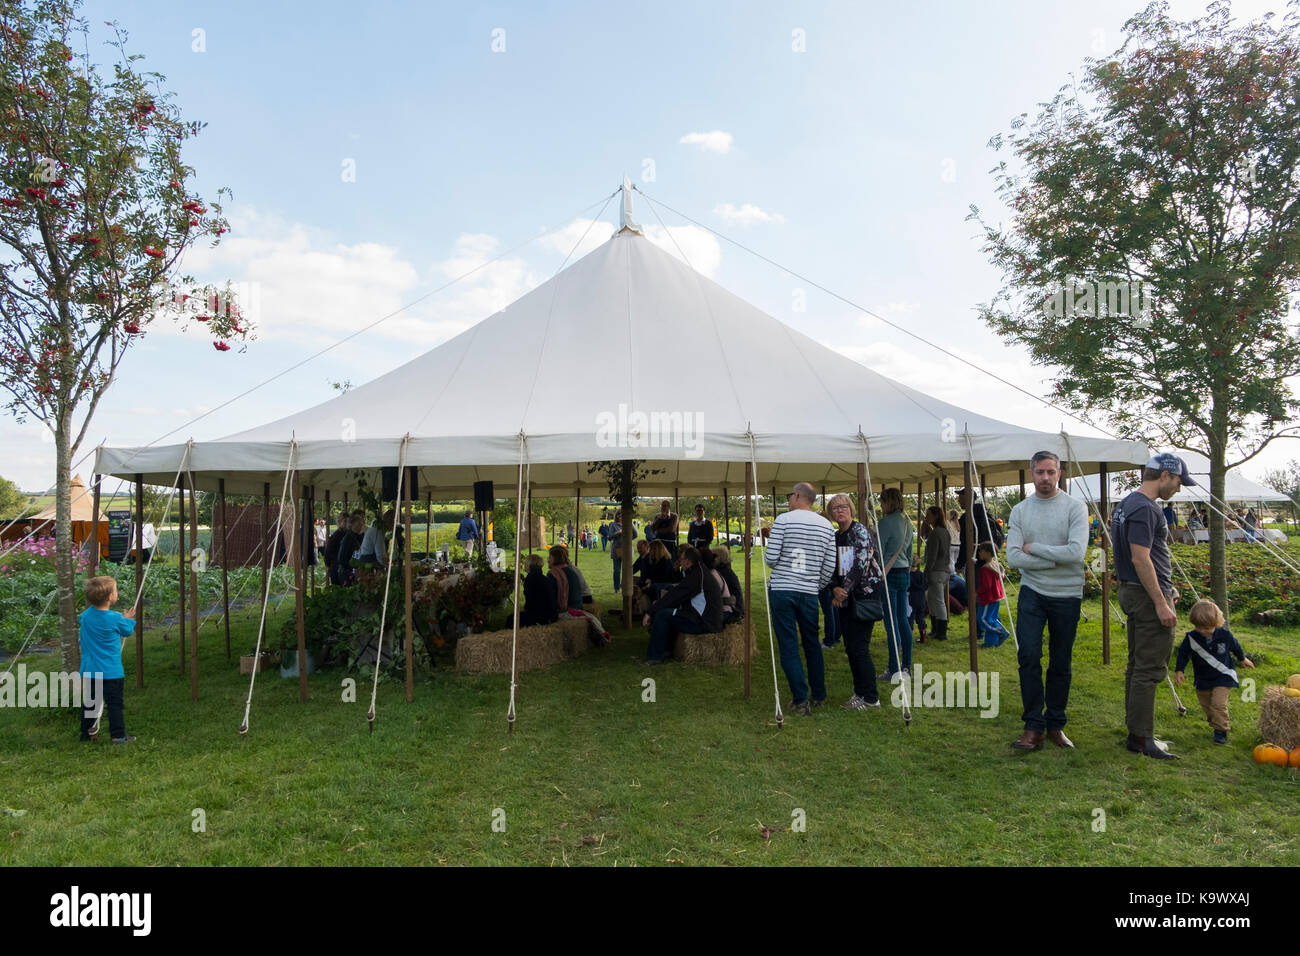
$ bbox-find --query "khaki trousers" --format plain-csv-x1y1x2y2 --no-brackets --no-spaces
1119,581,1178,738
1196,686,1231,732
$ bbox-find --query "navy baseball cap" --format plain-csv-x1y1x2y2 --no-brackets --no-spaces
1147,453,1197,487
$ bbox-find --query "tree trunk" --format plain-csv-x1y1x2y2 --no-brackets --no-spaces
54,416,79,673
1208,438,1229,619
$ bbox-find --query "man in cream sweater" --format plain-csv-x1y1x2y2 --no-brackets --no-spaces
1006,451,1089,752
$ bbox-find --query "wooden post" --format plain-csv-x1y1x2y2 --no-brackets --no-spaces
916,481,923,541
260,482,270,637
771,486,777,520
189,476,199,701
134,474,144,689
1059,461,1069,492
293,476,308,703
673,488,679,551
723,488,729,547
1100,462,1111,665
744,462,753,700
621,463,633,630
964,460,978,673
574,489,581,567
404,468,414,703
309,486,317,597
219,479,231,659
90,474,102,574
526,483,533,556
425,492,432,556
178,477,186,675
1019,469,1026,502
857,464,868,520
821,484,827,514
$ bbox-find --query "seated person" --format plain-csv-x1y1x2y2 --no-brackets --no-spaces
520,553,558,626
642,546,723,663
630,539,651,579
636,540,678,600
710,546,744,621
695,547,738,624
550,546,609,644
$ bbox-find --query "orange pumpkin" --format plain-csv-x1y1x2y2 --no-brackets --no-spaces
1290,749,1300,769
1254,743,1290,767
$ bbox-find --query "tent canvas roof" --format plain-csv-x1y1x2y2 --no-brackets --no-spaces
1067,450,1293,506
97,218,1148,497
30,475,107,523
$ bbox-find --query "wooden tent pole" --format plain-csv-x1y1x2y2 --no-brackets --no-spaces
308,485,317,598
1100,463,1111,665
1019,469,1026,502
425,491,431,556
260,482,270,639
134,474,144,688
293,475,308,703
964,461,979,672
189,477,199,701
723,488,729,549
744,462,753,700
177,477,186,675
620,463,632,631
90,474,101,574
404,468,414,703
526,482,533,557
219,479,231,659
574,489,581,567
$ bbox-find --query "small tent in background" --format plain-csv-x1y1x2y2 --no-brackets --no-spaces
26,475,109,554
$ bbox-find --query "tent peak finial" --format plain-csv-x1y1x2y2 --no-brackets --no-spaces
617,176,643,236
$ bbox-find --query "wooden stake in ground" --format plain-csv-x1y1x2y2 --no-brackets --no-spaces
220,478,230,659
134,473,144,689
189,474,199,702
404,468,414,703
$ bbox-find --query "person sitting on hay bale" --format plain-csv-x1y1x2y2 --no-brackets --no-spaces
642,545,723,664
710,546,744,624
520,553,559,626
549,546,610,646
695,547,738,624
635,539,678,604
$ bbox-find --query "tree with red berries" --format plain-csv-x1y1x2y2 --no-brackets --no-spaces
0,0,252,671
971,0,1300,615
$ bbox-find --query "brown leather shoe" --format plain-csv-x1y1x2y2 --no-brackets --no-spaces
1012,729,1044,751
1047,729,1074,749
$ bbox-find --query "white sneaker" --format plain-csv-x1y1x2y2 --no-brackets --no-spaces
843,695,867,710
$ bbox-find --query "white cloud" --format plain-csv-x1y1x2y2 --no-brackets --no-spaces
714,202,784,226
643,224,722,279
680,130,734,154
538,218,616,261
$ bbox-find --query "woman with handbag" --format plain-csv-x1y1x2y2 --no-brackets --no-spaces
827,494,884,710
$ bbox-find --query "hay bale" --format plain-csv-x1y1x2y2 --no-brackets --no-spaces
455,623,568,674
558,615,592,657
671,618,755,665
1258,685,1300,751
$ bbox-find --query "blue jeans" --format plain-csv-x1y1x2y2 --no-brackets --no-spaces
646,608,711,661
978,601,1010,646
818,586,841,645
769,589,825,705
1015,585,1081,732
613,556,622,592
601,537,608,551
882,569,912,675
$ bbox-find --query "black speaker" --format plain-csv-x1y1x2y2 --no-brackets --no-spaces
473,480,494,512
381,466,419,502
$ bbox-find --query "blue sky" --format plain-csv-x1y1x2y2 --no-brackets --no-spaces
5,0,1295,492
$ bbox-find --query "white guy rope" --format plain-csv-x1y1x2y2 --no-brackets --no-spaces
507,435,526,732
366,435,410,733
963,432,1018,652
238,441,296,736
746,433,784,727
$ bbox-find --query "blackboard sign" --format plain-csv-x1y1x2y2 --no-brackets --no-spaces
107,510,132,564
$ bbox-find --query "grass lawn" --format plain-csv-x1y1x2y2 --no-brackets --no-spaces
1,545,1298,867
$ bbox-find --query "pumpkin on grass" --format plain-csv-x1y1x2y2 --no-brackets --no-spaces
1286,674,1300,691
1253,743,1290,767
1291,749,1300,770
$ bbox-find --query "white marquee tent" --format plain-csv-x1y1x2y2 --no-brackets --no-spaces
1067,449,1292,509
96,186,1148,495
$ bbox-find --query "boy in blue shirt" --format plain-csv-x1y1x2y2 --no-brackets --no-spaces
1174,598,1253,744
79,575,137,744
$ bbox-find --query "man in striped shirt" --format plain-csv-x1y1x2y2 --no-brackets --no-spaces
765,482,837,716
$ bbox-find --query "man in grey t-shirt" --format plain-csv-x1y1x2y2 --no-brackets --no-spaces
1112,453,1195,760
1006,451,1089,752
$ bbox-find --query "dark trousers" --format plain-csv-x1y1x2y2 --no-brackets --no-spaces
1015,585,1081,732
770,589,825,705
842,609,878,703
818,587,841,645
80,676,125,740
1119,581,1178,738
646,609,710,661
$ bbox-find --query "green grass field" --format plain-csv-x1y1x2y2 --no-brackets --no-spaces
2,546,1298,867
